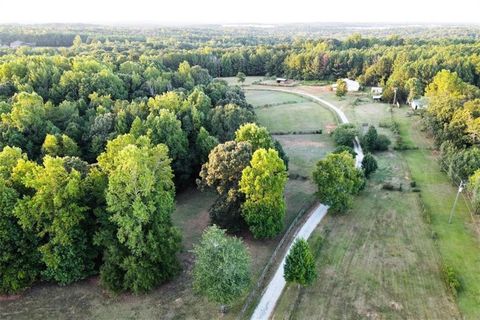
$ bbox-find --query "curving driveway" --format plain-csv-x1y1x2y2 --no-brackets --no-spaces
249,87,363,320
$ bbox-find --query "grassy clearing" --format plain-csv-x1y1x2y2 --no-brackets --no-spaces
275,134,335,178
273,149,460,319
394,109,480,319
255,101,337,133
245,90,305,108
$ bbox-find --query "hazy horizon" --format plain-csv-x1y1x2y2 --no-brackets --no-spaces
1,0,479,25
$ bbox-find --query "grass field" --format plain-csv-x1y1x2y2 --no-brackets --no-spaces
245,90,305,107
245,89,338,179
273,149,460,319
394,109,480,319
275,134,335,177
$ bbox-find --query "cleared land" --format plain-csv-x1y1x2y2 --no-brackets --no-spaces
395,110,480,319
245,90,305,108
273,143,460,319
301,87,480,318
275,134,335,177
254,100,336,133
215,76,264,86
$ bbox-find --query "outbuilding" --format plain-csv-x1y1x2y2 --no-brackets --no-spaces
332,78,360,92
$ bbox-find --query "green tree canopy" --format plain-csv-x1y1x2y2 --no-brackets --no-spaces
197,141,252,230
13,156,93,284
362,153,378,178
332,123,358,148
239,148,288,238
193,225,251,308
284,239,316,287
312,151,364,212
96,136,181,293
235,122,274,151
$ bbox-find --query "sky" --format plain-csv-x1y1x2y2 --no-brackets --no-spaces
0,0,479,25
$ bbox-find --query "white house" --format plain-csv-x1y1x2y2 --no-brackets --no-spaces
332,78,360,92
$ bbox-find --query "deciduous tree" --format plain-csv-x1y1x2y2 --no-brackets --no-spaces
193,225,251,310
312,151,364,212
239,148,287,238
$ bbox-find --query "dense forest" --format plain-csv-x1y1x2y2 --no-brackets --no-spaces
1,24,480,296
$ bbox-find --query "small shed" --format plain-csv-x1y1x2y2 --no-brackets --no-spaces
332,78,360,92
276,78,287,84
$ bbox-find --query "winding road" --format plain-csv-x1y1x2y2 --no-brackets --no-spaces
249,87,363,320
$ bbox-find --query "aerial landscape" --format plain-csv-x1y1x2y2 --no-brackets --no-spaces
1,1,480,319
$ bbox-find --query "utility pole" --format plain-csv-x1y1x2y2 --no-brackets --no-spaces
448,181,465,224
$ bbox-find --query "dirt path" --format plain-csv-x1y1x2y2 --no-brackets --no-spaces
249,87,363,320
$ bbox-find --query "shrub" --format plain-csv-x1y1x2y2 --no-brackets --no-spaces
375,134,391,151
284,239,316,286
336,79,347,97
361,153,378,178
332,124,358,148
442,264,462,296
333,145,357,158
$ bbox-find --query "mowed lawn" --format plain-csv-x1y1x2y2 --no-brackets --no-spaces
245,90,305,108
275,134,335,177
273,150,460,319
255,101,336,133
298,86,392,127
395,109,480,319
246,89,338,178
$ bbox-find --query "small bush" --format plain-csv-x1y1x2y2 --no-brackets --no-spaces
382,183,395,190
411,187,421,192
378,121,392,128
390,122,400,134
362,153,378,178
332,124,358,148
442,264,462,297
410,181,417,188
375,134,391,151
